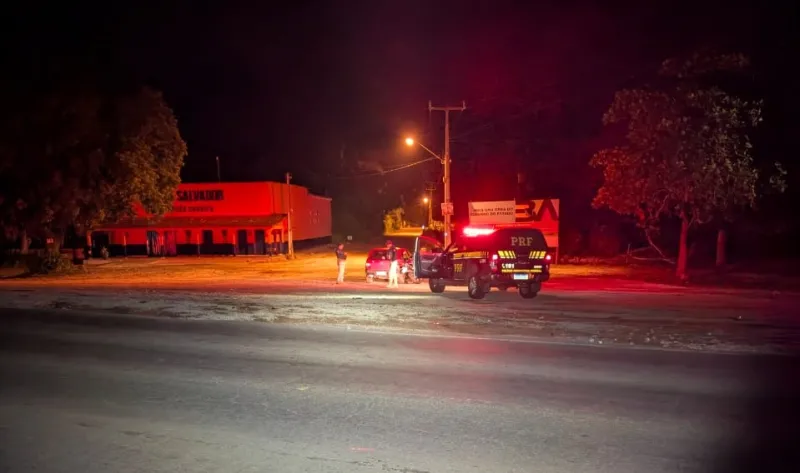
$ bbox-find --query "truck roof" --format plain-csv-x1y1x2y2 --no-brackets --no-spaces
459,227,547,250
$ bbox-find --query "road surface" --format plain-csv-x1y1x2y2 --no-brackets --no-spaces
1,308,798,472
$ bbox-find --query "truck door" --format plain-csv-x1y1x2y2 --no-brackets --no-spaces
414,236,443,279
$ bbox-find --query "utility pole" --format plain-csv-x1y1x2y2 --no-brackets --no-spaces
285,172,295,259
429,100,466,247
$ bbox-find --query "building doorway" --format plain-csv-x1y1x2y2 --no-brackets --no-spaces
254,229,266,255
91,232,111,258
147,231,162,257
236,229,249,254
163,230,178,256
201,229,214,254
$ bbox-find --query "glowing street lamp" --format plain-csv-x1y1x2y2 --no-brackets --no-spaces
405,137,451,245
422,196,431,226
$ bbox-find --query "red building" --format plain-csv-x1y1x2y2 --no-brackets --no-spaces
93,182,331,256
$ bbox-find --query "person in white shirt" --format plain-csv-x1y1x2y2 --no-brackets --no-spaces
386,240,399,288
335,243,347,284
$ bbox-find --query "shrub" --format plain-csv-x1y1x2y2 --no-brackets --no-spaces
22,251,74,274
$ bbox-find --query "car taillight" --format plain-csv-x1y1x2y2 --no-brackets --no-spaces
490,253,499,271
365,262,371,267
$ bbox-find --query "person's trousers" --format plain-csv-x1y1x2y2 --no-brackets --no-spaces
388,260,399,287
337,260,346,283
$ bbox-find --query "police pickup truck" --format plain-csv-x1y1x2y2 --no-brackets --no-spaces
413,226,552,299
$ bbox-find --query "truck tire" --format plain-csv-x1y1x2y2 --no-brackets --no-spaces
466,264,486,300
467,275,486,299
429,278,446,293
518,282,539,299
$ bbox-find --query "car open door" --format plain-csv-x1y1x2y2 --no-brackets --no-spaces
414,235,443,279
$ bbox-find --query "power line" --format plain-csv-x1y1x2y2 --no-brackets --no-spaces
328,156,440,180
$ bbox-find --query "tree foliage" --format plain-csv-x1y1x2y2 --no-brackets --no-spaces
383,207,407,234
0,86,187,246
590,51,786,276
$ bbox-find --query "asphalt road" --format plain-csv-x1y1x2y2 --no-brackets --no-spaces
1,309,798,473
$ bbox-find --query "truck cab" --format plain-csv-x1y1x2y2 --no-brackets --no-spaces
413,225,552,300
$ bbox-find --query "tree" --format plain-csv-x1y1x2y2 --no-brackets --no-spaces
383,207,407,234
0,86,187,251
590,52,785,278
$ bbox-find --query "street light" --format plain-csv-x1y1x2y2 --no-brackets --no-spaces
422,196,431,226
405,137,452,245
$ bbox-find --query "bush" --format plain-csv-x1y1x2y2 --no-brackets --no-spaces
16,251,75,274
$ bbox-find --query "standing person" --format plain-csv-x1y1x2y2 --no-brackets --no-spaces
386,240,399,288
335,243,347,284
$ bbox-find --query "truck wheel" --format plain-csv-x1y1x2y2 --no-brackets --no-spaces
429,278,446,293
467,275,486,299
518,283,539,299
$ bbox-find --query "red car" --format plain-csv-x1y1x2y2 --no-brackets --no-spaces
364,247,409,283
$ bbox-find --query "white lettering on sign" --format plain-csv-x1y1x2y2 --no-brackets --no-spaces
511,236,535,246
468,201,516,224
171,205,215,213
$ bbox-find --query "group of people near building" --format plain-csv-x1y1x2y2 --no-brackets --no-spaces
335,240,400,287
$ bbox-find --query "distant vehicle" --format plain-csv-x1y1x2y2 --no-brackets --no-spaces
364,247,410,283
413,226,552,299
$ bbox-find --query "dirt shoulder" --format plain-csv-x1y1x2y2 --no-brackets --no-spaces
2,250,795,293
1,251,798,354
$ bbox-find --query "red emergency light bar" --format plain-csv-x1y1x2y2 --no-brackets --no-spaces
463,226,496,237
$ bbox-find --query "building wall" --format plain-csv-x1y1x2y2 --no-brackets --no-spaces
94,181,332,256
294,193,333,241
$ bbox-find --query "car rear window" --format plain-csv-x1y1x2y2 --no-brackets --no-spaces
369,250,388,260
369,249,406,260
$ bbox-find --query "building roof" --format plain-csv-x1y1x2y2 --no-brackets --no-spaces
97,214,286,229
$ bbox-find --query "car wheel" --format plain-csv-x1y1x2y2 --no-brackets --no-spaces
467,275,486,299
429,278,446,293
518,283,539,299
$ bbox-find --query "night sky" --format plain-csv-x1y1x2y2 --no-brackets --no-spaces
2,1,797,197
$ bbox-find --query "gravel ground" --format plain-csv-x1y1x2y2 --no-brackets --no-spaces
2,251,798,353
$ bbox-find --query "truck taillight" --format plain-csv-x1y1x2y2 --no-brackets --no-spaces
490,253,499,271
544,254,552,262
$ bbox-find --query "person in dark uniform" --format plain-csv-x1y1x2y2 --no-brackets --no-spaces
335,243,347,284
